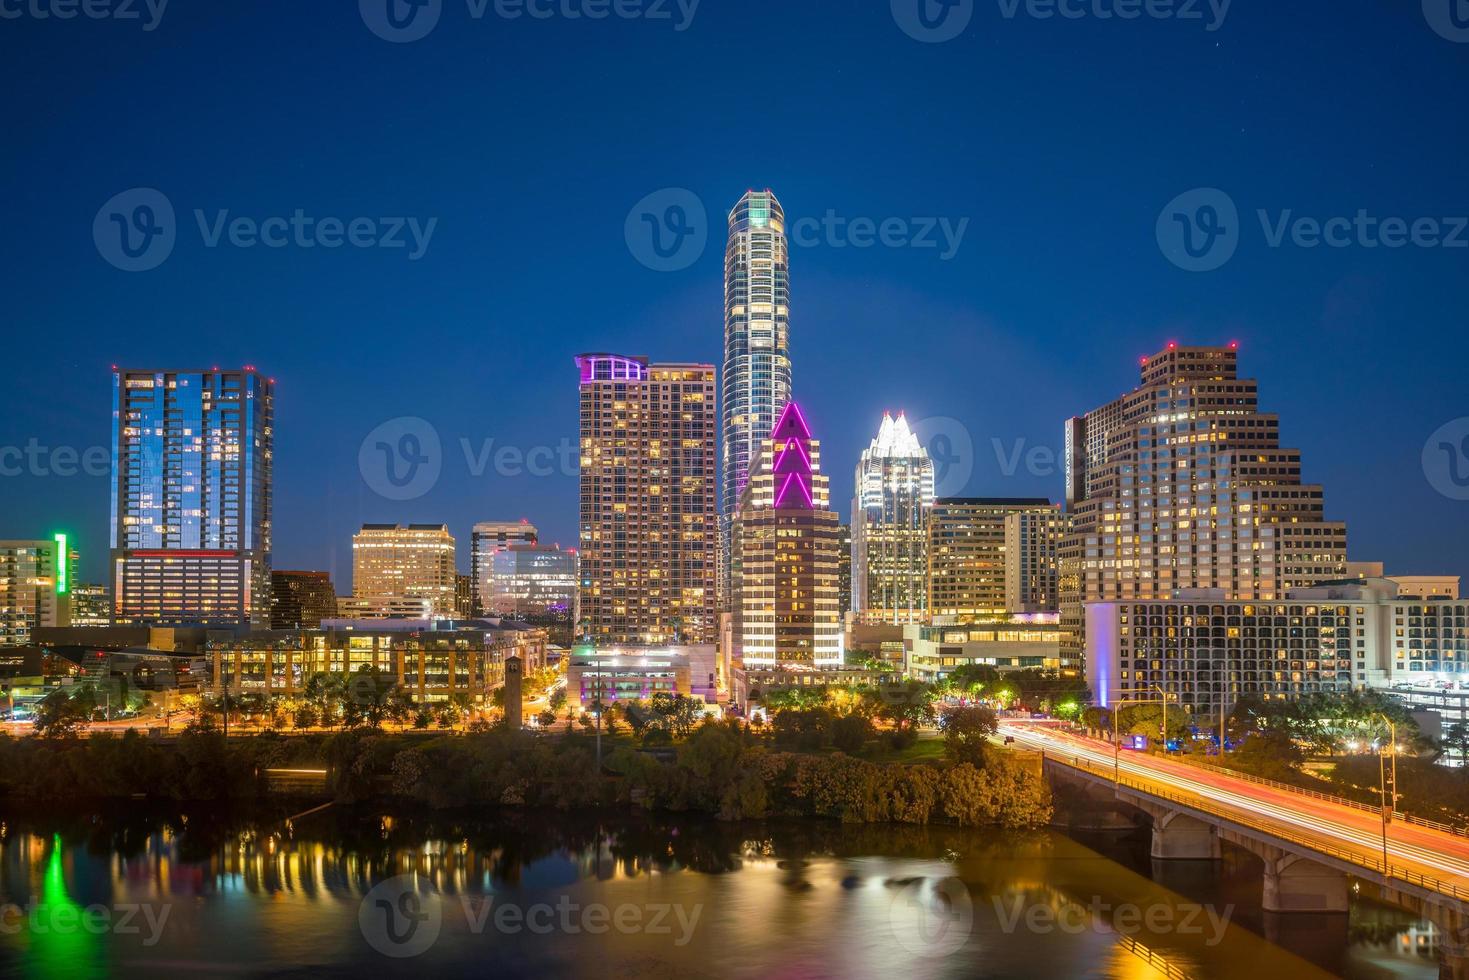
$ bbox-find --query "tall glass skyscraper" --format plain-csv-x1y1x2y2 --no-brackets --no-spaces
110,368,273,626
851,412,935,625
721,189,791,607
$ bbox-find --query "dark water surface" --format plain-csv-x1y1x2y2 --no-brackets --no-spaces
0,805,1440,979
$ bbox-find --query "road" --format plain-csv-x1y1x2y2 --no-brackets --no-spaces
1003,721,1469,900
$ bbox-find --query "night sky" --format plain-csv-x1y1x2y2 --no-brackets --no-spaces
3,0,1466,589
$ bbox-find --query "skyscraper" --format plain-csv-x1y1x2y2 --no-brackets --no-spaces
1060,343,1349,669
732,401,841,668
111,368,273,627
351,523,457,619
576,353,717,644
470,520,538,614
0,537,71,645
721,189,791,608
1005,508,1069,614
927,498,1058,622
851,412,935,625
488,543,579,619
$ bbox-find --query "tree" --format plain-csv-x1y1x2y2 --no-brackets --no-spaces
941,705,998,766
32,688,94,739
345,665,397,729
537,709,557,728
1444,722,1469,767
647,692,702,739
870,680,938,736
831,713,872,754
549,688,567,713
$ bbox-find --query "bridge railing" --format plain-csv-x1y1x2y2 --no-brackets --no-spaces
1044,752,1469,904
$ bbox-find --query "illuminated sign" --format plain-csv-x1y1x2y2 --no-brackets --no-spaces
53,533,68,594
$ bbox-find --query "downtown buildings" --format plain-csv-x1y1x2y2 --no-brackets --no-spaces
731,401,842,668
0,537,72,645
110,368,273,627
486,543,579,620
470,520,538,615
927,498,1060,622
851,412,935,625
269,570,337,629
350,523,457,619
575,353,717,644
721,190,792,607
1062,344,1349,694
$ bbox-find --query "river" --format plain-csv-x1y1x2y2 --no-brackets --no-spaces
0,806,1440,979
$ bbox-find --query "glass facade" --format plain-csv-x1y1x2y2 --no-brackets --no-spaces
851,412,935,625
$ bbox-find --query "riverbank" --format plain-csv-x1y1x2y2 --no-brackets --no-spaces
0,721,1053,829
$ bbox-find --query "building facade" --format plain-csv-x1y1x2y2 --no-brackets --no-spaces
926,498,1057,622
351,524,457,619
1005,507,1069,614
0,537,71,646
1061,345,1348,667
488,543,579,619
732,401,842,669
69,583,111,627
110,368,273,626
837,522,852,617
721,190,791,608
470,520,538,614
903,617,1064,682
270,570,337,629
576,353,717,644
851,412,935,625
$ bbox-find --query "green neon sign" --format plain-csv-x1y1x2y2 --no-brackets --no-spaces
54,532,68,594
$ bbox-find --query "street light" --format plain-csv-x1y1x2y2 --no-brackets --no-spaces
1110,687,1178,785
1373,712,1398,872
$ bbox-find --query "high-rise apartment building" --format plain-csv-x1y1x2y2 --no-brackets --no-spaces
1061,344,1348,672
851,412,935,625
721,190,791,608
1005,507,1069,614
270,570,338,629
110,368,273,627
470,520,538,614
576,353,717,644
351,523,457,619
927,498,1057,622
488,543,579,619
732,401,841,668
0,537,71,645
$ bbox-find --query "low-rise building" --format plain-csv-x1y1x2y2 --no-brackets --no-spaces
565,644,717,708
902,616,1064,683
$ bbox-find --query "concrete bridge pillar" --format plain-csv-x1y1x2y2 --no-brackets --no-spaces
1150,811,1222,860
1261,854,1350,913
1421,904,1469,980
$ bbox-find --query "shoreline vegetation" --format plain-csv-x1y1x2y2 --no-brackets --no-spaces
0,714,1054,830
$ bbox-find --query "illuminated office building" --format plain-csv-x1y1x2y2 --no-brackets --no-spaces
927,498,1057,622
721,189,791,608
576,353,716,644
851,412,935,625
837,522,852,616
0,537,71,645
489,543,579,619
69,582,112,627
269,570,337,629
732,401,841,668
110,368,273,627
1005,507,1069,614
470,520,538,614
1061,344,1348,673
351,523,457,619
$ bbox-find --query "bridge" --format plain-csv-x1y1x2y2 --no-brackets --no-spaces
1006,723,1469,979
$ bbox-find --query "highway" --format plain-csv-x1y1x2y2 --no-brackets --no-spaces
1003,721,1469,901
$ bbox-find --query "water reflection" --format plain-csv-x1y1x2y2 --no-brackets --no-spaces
0,807,1441,979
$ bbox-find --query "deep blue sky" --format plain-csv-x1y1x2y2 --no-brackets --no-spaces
3,0,1466,588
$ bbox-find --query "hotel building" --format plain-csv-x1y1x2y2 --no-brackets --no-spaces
0,537,71,645
732,401,842,668
851,412,935,625
721,190,792,608
1061,344,1347,671
1005,507,1069,614
926,498,1058,622
351,523,457,619
470,520,538,614
110,368,273,627
576,353,717,644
